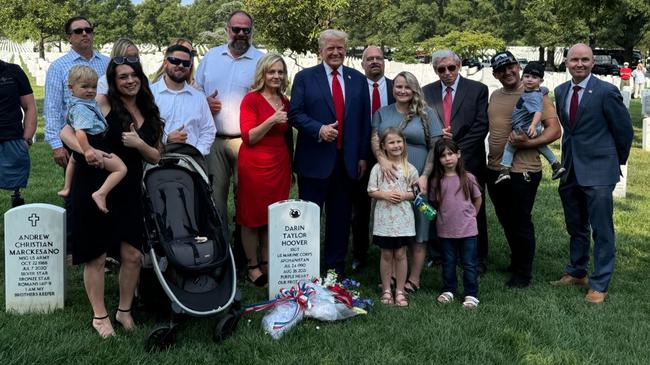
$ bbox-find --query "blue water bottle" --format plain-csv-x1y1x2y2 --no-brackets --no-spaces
412,186,436,221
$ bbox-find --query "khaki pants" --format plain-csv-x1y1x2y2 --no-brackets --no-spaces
634,83,644,99
206,136,242,228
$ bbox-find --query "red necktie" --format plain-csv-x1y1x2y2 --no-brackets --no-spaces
569,85,581,128
443,86,453,129
331,69,345,149
371,82,380,115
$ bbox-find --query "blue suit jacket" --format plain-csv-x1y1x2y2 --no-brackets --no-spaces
554,75,633,186
289,64,371,179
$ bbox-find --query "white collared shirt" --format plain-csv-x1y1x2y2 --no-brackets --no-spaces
195,43,263,136
323,62,346,101
440,75,461,102
152,77,216,155
366,76,388,116
565,74,592,116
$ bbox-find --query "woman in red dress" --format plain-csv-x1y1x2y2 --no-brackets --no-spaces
237,53,292,286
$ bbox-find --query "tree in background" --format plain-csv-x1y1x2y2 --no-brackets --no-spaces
73,0,136,46
421,30,505,61
0,0,71,59
244,0,349,54
132,0,187,50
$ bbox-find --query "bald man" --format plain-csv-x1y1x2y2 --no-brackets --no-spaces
552,43,633,304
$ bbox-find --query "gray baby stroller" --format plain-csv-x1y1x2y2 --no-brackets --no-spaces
141,143,242,351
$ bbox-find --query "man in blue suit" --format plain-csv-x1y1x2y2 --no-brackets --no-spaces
289,29,371,276
552,43,634,304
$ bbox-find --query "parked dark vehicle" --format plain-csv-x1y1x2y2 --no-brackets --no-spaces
462,59,483,70
591,55,620,76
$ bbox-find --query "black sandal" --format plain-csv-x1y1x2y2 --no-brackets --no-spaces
115,308,135,331
247,264,268,288
259,260,269,274
404,279,420,294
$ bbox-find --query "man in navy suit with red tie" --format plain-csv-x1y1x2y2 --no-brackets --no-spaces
350,45,395,273
289,29,371,276
552,43,633,304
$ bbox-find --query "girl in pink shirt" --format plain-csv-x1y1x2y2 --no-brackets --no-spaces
429,139,482,309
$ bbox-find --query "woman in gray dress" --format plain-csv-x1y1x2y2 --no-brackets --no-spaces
371,71,443,294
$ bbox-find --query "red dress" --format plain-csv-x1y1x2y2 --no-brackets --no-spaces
237,92,291,227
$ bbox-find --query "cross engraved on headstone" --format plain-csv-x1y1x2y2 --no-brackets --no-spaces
28,213,40,227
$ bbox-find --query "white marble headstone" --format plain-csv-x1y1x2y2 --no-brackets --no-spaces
621,89,631,109
4,204,66,313
642,117,650,151
641,89,650,117
613,164,628,198
268,200,320,300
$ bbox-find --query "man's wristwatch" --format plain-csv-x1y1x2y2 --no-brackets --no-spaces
24,137,33,146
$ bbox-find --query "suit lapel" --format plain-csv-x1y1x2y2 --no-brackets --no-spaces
316,64,336,118
574,76,597,128
386,78,395,104
342,66,353,121
430,81,445,124
450,77,465,129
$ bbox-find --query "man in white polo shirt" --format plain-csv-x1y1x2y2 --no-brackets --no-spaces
195,10,263,228
152,45,215,155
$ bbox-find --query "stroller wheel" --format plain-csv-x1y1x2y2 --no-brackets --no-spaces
145,324,177,352
213,313,240,343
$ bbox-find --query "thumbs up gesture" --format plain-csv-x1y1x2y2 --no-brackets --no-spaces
207,89,222,114
122,123,143,148
319,121,339,142
168,124,188,143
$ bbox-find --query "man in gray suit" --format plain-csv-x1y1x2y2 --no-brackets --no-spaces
552,43,634,304
422,49,489,274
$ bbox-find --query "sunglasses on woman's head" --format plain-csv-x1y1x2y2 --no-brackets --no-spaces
166,57,192,68
113,56,140,65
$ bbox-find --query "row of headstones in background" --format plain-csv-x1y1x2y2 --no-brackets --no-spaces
614,87,633,198
641,90,650,151
4,204,66,313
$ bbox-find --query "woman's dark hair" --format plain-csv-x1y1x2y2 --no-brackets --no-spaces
105,59,163,143
430,138,476,205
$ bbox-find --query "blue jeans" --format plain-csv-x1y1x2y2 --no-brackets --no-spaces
440,236,478,298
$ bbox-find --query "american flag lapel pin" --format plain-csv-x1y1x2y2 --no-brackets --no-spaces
347,75,351,80
588,89,593,93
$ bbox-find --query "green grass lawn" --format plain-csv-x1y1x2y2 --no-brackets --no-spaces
1,78,649,364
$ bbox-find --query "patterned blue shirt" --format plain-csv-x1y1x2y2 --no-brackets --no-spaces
44,49,109,149
66,96,107,135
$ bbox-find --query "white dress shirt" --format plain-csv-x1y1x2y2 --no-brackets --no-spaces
194,44,263,136
323,62,346,101
366,76,388,115
152,77,216,155
440,75,461,102
565,74,592,116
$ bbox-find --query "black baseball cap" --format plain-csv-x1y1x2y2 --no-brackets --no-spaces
491,51,518,70
523,62,545,78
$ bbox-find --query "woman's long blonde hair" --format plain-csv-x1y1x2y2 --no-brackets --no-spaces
250,53,288,95
394,71,431,149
